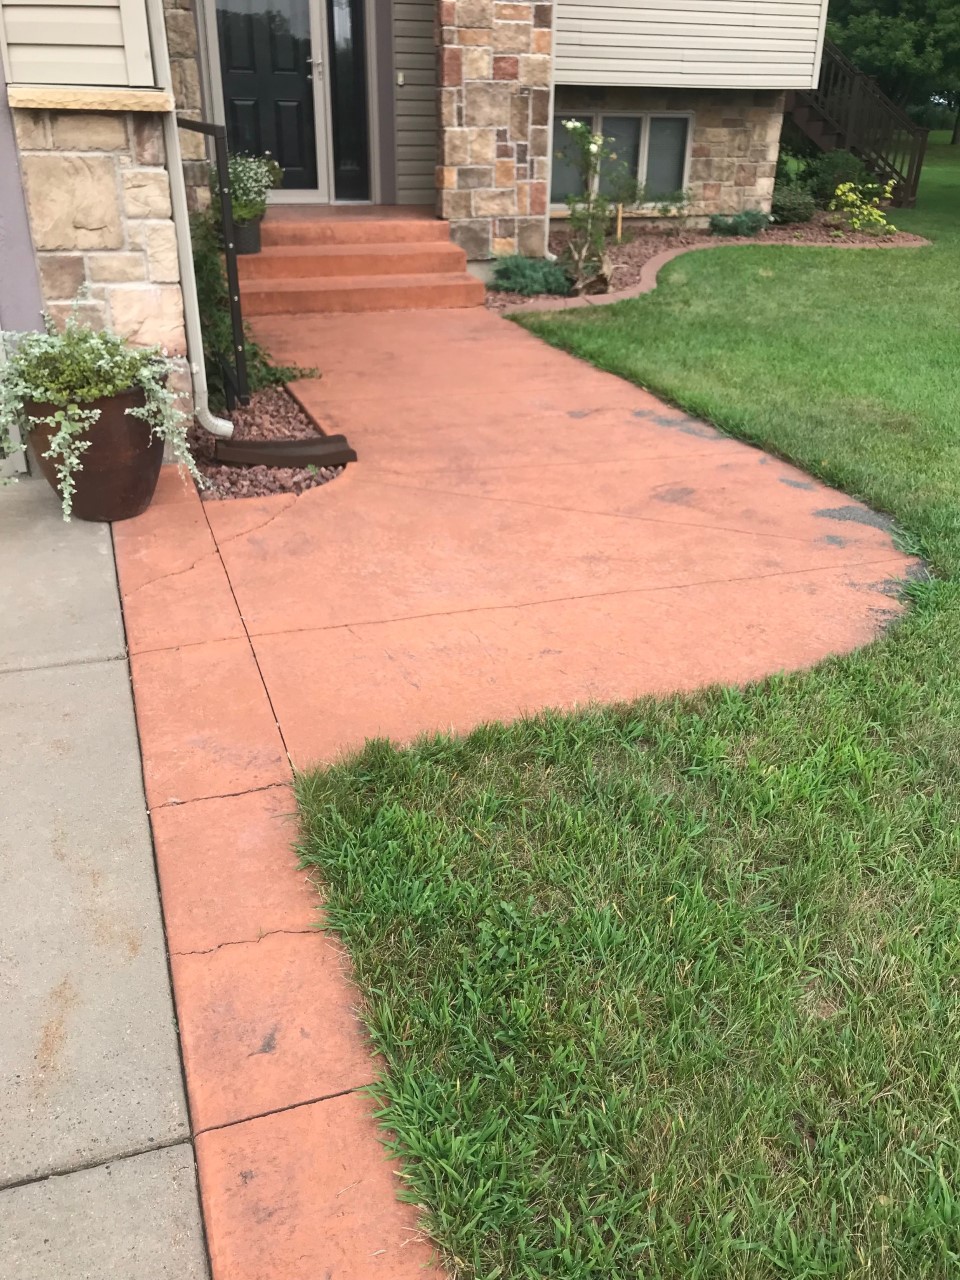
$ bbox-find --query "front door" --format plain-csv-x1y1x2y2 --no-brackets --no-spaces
216,0,328,195
215,0,371,200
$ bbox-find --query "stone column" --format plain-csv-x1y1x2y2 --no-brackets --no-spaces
437,0,553,259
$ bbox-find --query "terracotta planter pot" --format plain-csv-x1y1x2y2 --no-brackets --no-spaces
27,387,164,523
234,215,262,254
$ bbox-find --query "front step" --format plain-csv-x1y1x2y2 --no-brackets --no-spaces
243,211,484,314
242,272,485,316
238,240,470,281
261,216,451,247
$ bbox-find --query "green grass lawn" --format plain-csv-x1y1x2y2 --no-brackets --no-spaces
297,144,960,1279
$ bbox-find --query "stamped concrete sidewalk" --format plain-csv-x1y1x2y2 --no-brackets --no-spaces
109,305,918,1279
0,478,206,1280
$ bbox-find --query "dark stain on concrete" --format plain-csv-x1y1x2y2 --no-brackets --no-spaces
250,1027,278,1056
815,504,894,531
821,534,849,547
567,409,595,419
653,485,696,505
632,408,720,439
780,476,816,491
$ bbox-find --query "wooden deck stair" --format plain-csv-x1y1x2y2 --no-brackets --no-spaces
786,39,928,207
239,211,485,315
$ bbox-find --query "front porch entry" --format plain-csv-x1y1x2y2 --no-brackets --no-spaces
201,0,438,206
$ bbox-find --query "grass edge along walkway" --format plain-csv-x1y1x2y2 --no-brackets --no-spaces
297,141,960,1280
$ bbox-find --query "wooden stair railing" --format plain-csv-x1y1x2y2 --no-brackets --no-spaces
787,39,928,207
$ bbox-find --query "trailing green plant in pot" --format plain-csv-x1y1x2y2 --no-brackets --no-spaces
0,312,201,522
215,152,283,254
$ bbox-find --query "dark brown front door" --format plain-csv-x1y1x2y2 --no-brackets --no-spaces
216,0,320,191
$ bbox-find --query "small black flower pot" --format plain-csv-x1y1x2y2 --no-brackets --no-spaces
234,216,263,255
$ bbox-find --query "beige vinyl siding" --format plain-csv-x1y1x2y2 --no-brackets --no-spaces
0,0,154,87
392,0,436,203
555,0,829,90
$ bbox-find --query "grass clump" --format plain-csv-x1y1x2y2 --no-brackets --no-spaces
297,140,960,1279
490,254,573,297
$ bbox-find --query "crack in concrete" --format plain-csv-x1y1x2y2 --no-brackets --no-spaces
192,1085,375,1137
171,928,315,958
248,554,914,644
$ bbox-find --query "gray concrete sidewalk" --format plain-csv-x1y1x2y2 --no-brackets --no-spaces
0,477,207,1279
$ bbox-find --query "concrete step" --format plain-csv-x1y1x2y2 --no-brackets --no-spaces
242,272,485,315
239,241,468,281
261,216,452,247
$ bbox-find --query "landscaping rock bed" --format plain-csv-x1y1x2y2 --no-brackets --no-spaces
485,214,929,311
190,386,344,501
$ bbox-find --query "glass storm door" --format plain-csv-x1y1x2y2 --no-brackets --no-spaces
216,0,328,195
216,0,371,200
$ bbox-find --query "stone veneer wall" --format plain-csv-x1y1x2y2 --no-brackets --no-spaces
13,109,187,353
555,86,785,219
163,0,210,211
437,0,553,259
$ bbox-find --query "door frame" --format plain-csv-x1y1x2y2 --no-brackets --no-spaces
196,0,383,203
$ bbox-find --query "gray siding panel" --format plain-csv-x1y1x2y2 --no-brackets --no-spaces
555,0,829,89
391,0,436,204
0,0,154,86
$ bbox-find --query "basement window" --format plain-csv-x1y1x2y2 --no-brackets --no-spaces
550,112,692,206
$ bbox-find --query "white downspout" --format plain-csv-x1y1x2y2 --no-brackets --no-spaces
144,0,234,439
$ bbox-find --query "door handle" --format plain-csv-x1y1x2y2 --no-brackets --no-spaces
306,56,323,77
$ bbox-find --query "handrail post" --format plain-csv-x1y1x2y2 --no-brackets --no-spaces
175,116,250,409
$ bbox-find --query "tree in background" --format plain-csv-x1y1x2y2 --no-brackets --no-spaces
827,0,960,140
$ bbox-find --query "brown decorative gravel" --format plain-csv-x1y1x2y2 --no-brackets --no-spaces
484,213,929,311
189,385,344,501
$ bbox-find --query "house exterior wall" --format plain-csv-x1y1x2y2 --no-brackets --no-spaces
393,0,438,203
554,0,828,90
0,0,154,86
162,0,210,210
12,107,187,352
555,85,784,217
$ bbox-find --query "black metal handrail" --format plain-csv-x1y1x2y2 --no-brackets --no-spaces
804,40,928,205
176,117,249,408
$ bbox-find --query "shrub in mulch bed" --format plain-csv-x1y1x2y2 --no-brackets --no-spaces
189,385,344,501
484,212,928,310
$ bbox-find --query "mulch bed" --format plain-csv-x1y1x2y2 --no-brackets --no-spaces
190,385,344,502
484,212,929,311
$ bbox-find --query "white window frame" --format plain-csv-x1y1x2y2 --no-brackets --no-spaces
550,109,694,212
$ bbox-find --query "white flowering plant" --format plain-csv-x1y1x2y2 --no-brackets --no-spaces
214,152,283,224
556,119,644,292
0,312,201,519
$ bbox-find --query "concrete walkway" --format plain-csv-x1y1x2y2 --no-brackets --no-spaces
0,478,207,1280
108,306,917,1278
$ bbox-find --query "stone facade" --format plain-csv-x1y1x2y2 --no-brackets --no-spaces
13,109,187,353
163,0,210,212
436,0,553,258
554,86,785,219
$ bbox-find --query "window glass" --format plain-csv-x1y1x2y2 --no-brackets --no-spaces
645,116,689,199
550,115,591,202
598,116,642,200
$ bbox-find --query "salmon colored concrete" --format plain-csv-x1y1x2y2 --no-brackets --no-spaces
171,931,374,1130
115,298,918,1280
240,208,484,315
196,1091,439,1278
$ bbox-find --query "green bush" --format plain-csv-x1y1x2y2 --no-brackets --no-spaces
490,254,573,296
191,210,311,409
805,149,869,206
771,181,817,224
708,209,770,237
